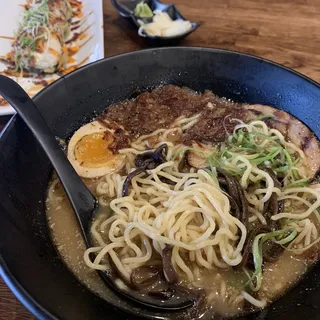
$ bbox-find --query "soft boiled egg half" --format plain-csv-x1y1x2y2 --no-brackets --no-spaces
67,121,126,178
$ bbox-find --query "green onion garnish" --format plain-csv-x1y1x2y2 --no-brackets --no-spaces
250,228,297,291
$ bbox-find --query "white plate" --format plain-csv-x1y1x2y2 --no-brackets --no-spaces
0,0,104,116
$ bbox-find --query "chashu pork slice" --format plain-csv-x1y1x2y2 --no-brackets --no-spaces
245,104,320,178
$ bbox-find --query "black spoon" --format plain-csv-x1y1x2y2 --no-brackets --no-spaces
0,75,194,311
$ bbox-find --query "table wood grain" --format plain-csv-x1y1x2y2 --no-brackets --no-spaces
1,0,320,318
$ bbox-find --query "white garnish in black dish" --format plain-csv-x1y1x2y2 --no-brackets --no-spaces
138,10,192,37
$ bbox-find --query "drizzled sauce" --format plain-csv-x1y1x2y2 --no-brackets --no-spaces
0,1,93,107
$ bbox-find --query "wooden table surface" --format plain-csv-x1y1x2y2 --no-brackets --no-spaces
1,0,320,319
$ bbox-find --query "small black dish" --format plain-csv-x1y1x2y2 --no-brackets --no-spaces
111,0,200,44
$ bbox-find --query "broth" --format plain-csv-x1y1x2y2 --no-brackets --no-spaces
46,178,109,299
46,179,313,318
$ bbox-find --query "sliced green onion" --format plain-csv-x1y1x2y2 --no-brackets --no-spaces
251,233,265,291
284,178,309,189
251,148,282,165
274,229,297,245
236,129,245,144
250,228,297,291
204,117,307,182
283,149,293,167
273,165,289,172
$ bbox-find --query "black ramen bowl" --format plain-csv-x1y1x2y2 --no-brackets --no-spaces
0,47,320,320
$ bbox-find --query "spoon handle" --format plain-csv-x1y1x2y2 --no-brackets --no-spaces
0,75,96,243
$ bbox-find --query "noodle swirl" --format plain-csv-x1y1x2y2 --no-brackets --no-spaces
80,115,320,311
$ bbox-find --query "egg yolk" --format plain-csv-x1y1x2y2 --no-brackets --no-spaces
74,132,114,168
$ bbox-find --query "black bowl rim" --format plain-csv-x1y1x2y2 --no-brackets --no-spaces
1,46,320,320
0,256,58,320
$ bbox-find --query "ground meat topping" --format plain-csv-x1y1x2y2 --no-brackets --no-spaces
99,85,247,150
